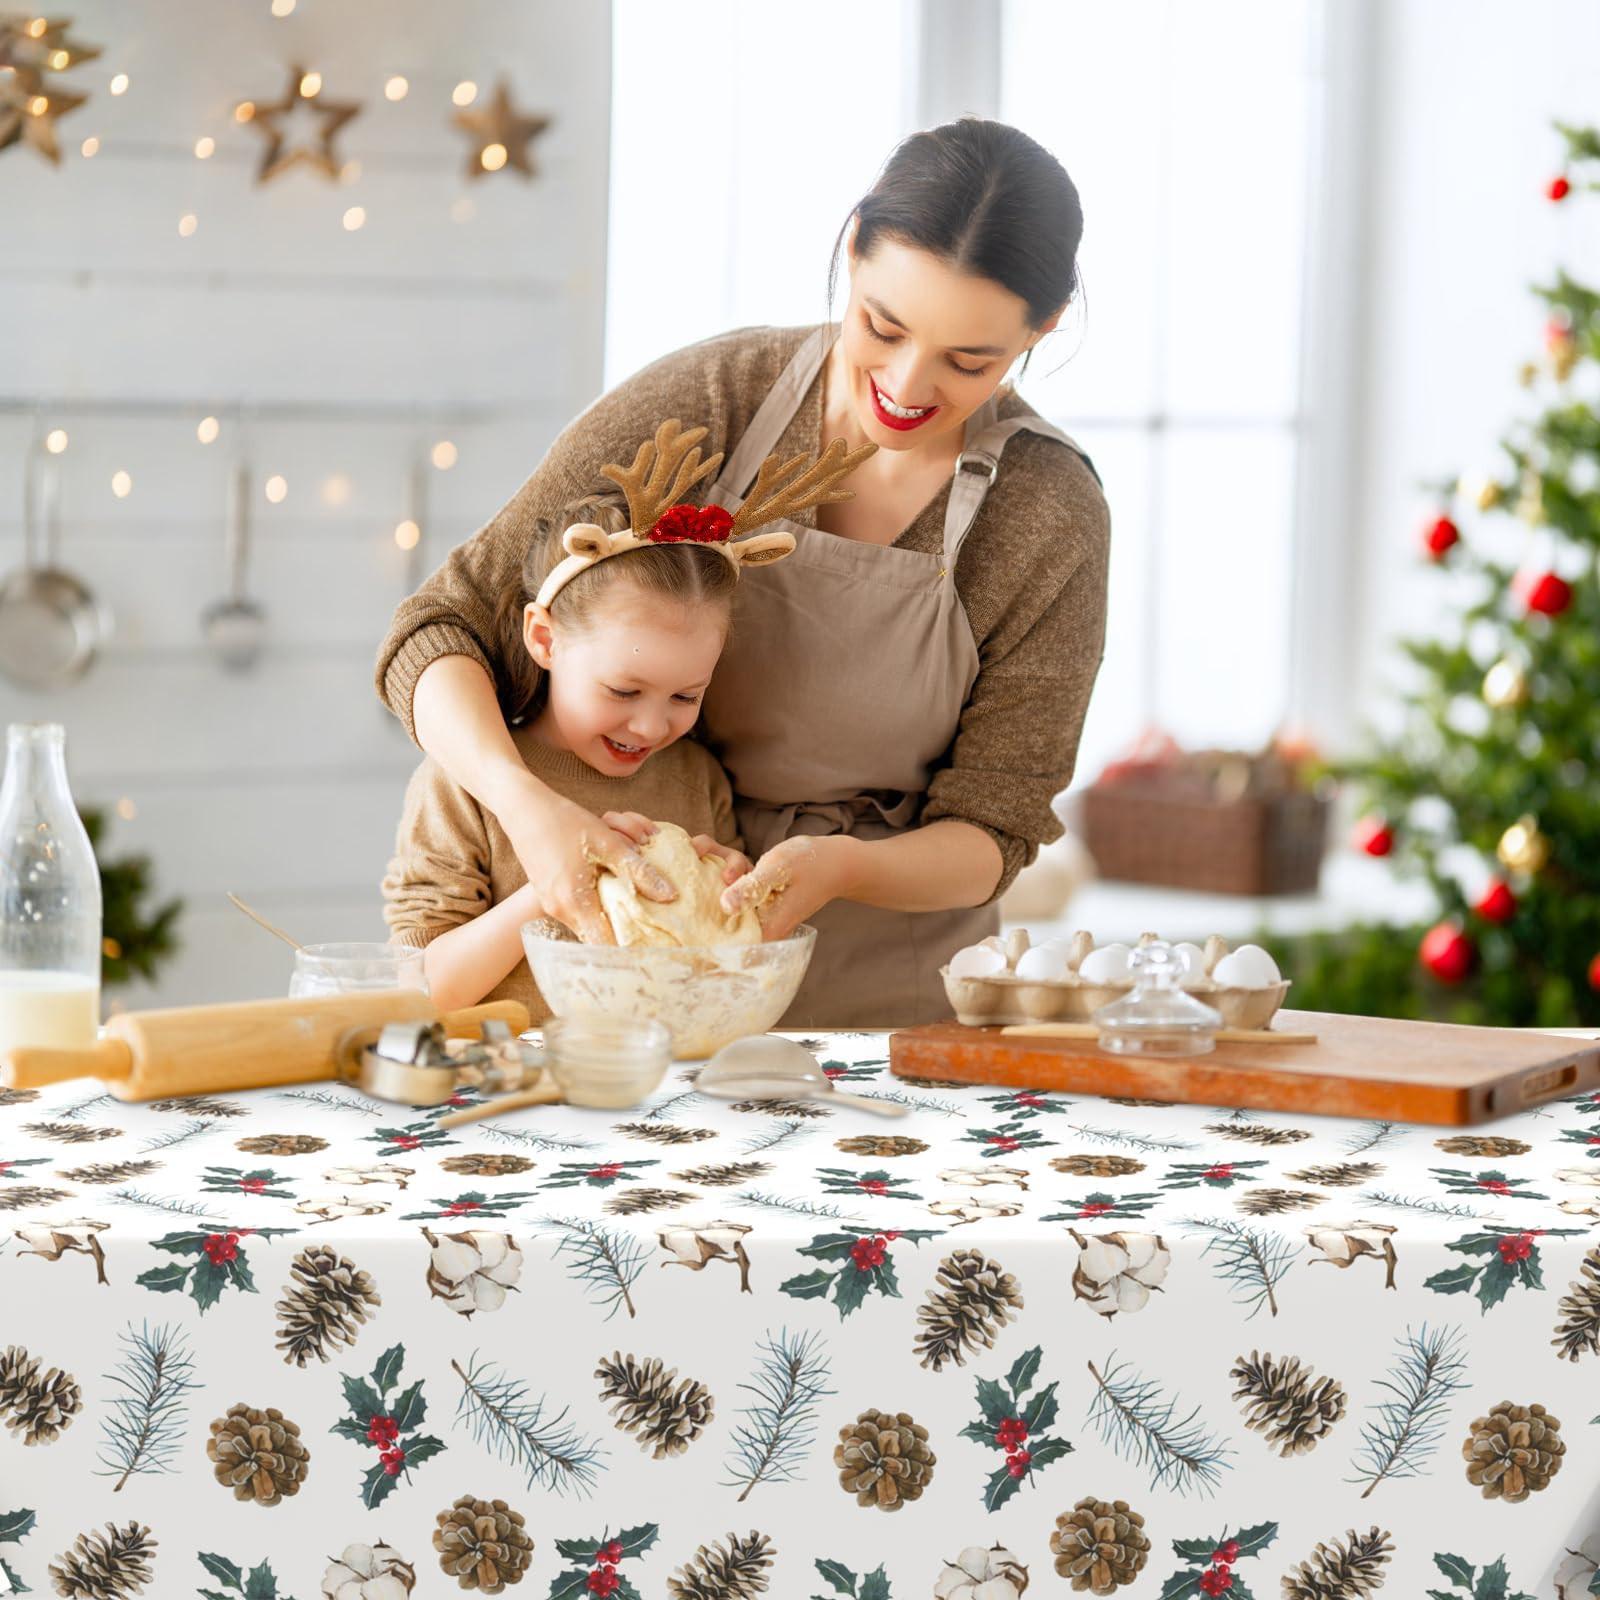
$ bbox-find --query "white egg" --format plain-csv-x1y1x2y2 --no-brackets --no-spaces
1211,943,1282,989
949,943,1008,979
1078,942,1133,984
1015,943,1072,981
1171,941,1208,982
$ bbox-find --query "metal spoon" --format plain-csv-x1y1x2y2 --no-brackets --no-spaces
696,1035,909,1117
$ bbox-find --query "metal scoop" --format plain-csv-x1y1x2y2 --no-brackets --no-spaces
696,1035,909,1117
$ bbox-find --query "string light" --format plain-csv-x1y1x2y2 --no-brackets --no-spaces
480,142,507,173
270,0,296,14
80,135,99,157
264,474,288,504
115,796,137,822
320,473,351,506
45,429,68,454
177,212,198,238
384,75,408,101
25,17,47,38
430,440,457,470
108,72,128,95
394,519,420,550
342,205,366,231
194,135,215,159
341,159,361,183
298,70,321,98
197,416,220,445
234,100,256,123
111,470,132,498
452,80,477,107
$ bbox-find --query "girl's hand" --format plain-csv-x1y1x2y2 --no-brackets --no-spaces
718,835,859,941
504,788,673,945
692,835,752,886
600,811,658,848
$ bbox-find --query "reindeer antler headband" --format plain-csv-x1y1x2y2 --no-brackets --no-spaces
534,418,877,610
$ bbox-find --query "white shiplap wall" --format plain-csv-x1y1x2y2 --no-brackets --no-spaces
0,0,612,1008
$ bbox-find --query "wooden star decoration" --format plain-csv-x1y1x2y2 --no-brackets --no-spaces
452,78,549,181
0,62,85,163
244,64,361,184
0,14,102,75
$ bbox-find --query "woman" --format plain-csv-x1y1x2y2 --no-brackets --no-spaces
375,117,1109,1027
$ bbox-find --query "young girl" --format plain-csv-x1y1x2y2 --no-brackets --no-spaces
381,419,872,1015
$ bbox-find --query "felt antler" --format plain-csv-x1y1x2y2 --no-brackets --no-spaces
600,418,724,535
727,437,877,539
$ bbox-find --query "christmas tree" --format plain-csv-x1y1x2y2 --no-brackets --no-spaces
1272,122,1600,1028
83,807,183,988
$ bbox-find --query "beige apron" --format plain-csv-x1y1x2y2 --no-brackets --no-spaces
700,326,1093,1027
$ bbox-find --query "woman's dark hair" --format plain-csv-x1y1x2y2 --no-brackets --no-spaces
829,117,1084,363
492,487,737,723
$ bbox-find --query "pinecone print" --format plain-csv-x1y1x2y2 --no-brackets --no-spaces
897,1073,961,1088
834,1408,936,1509
729,1099,831,1118
0,1085,40,1105
1230,1350,1347,1456
670,1160,773,1186
57,1159,160,1184
1280,1526,1392,1600
1285,1162,1382,1188
439,1153,537,1177
148,1096,246,1117
1552,1246,1600,1363
1462,1400,1564,1501
236,1133,329,1156
46,1521,156,1599
1202,1122,1311,1146
0,1344,82,1445
915,1250,1024,1372
205,1403,311,1504
22,1121,118,1144
432,1495,533,1592
1107,1096,1172,1108
615,1122,717,1145
834,1135,929,1158
605,1186,698,1217
275,1245,382,1366
1050,1154,1146,1178
666,1530,775,1598
596,1351,714,1457
1049,1497,1151,1593
1434,1135,1531,1157
1237,1188,1325,1216
0,1183,73,1211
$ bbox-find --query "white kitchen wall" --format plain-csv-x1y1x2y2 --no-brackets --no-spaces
0,0,612,1008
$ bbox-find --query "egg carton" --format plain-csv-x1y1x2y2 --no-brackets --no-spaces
941,929,1291,1030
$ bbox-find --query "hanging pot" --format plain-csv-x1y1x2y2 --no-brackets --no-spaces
200,461,267,671
0,447,106,689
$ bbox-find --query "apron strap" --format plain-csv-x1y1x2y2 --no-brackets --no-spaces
709,326,832,506
944,410,1101,570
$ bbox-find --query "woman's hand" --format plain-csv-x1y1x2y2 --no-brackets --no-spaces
503,786,673,945
719,835,861,941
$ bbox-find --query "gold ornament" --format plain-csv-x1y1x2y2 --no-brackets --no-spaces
1517,360,1539,388
242,65,361,184
1482,657,1528,709
0,13,99,165
1515,470,1545,527
1497,814,1549,875
452,78,549,181
0,14,101,74
1459,471,1503,511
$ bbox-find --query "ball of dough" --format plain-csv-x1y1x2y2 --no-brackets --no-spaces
597,820,761,947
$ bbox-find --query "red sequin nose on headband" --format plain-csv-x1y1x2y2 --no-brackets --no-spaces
647,504,735,544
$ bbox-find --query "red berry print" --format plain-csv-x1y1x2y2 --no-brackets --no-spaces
1203,1164,1235,1181
857,1178,888,1196
366,1414,399,1446
444,1199,482,1216
394,1134,421,1150
202,1232,240,1265
589,1163,623,1180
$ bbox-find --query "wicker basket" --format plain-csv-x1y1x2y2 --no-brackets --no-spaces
1080,784,1330,896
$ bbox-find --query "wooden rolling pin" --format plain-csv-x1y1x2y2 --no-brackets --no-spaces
0,992,529,1101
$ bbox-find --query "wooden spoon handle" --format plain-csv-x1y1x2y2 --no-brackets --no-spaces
436,1076,563,1128
828,1088,911,1117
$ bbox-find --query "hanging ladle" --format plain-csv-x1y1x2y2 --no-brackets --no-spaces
695,1035,909,1117
202,462,267,670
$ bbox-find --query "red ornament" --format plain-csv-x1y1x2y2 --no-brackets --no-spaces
1473,879,1517,924
1420,921,1475,984
1422,514,1460,561
1353,816,1395,857
1547,175,1571,201
1546,316,1577,354
1523,571,1573,616
1588,952,1600,992
647,504,734,544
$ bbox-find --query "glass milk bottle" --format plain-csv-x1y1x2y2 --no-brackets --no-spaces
0,723,103,1053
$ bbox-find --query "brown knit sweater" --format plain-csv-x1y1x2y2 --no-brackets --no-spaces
381,724,741,1018
375,323,1110,899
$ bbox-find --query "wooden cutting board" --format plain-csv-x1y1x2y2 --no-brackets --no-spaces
889,1009,1600,1125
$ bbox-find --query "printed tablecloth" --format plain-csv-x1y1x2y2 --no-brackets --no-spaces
2,1029,1599,1600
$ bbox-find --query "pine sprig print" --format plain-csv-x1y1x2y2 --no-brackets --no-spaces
95,1321,198,1491
738,1119,812,1155
1184,1216,1300,1319
536,1215,647,1320
449,1352,604,1497
1085,1355,1234,1498
731,1190,863,1222
107,1188,227,1223
722,1328,833,1503
1359,1189,1495,1221
1341,1122,1400,1157
137,1118,211,1154
1347,1323,1468,1499
1068,1123,1197,1153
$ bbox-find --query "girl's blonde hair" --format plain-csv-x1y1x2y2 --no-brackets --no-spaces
492,486,738,722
